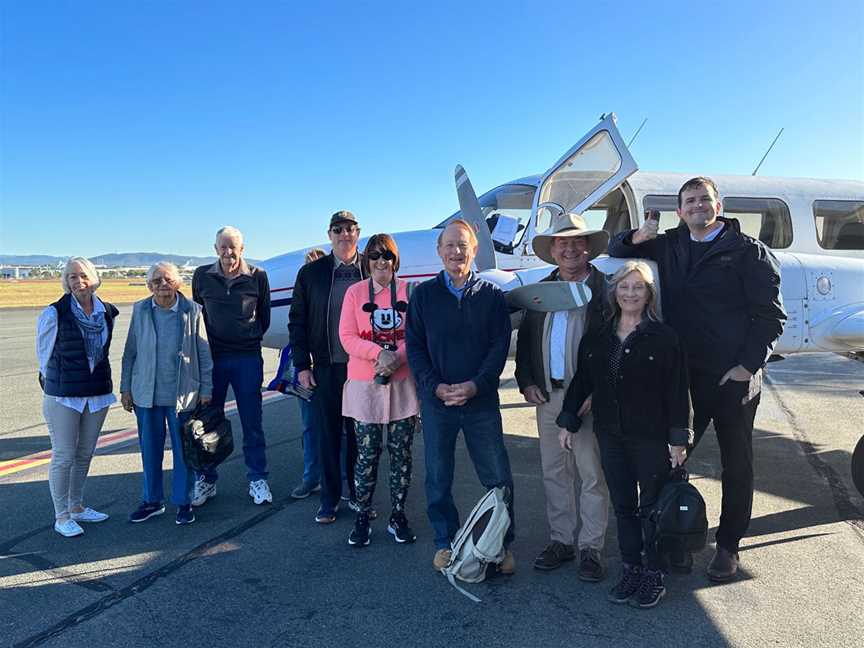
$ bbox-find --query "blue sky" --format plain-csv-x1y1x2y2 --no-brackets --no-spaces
1,0,862,259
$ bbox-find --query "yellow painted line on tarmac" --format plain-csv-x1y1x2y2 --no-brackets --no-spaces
0,391,286,479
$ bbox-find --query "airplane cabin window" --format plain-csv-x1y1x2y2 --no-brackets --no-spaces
723,197,792,249
813,200,864,250
643,195,793,249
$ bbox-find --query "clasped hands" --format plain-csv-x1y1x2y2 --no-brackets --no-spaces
435,381,478,407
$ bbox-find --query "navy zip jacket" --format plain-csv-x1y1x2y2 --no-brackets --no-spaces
192,261,270,358
406,271,510,407
608,217,786,375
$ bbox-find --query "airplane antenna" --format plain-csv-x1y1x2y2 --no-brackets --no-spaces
627,118,647,147
752,128,784,176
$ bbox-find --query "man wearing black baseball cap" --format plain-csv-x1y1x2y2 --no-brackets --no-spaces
289,211,366,523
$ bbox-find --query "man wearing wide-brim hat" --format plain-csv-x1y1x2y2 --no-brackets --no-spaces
515,212,612,579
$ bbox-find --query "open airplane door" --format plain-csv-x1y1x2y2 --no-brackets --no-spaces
507,113,641,313
530,112,638,238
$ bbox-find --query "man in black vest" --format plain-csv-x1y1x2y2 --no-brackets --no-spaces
608,177,786,581
289,211,365,524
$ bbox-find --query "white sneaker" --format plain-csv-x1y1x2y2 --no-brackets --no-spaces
54,519,84,537
191,477,217,507
70,507,110,523
249,479,273,505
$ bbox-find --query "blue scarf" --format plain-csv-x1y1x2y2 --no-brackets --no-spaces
72,299,106,368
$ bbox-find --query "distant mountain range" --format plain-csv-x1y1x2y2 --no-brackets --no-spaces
1,253,261,267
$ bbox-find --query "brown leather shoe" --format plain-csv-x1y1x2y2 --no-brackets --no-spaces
433,549,452,571
707,546,739,582
497,549,516,575
577,547,606,582
534,541,575,571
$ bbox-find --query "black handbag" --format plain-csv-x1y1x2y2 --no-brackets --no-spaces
180,402,234,472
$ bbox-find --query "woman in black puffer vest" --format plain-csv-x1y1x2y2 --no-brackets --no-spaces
37,257,118,538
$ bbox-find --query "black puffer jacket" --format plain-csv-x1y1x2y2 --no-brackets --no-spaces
608,217,786,375
288,253,365,371
557,320,692,446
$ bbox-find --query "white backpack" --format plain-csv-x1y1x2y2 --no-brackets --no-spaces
441,487,511,602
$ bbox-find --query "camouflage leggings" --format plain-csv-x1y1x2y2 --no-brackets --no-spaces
353,417,416,514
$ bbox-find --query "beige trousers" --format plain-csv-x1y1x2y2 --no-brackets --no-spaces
43,397,108,519
536,388,609,549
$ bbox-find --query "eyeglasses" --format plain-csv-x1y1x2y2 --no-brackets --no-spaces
330,225,358,235
367,250,396,262
149,277,174,285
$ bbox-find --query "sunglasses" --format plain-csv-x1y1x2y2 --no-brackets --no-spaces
367,250,396,262
330,225,358,235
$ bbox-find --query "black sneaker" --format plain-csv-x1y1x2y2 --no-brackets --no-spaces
129,502,165,523
608,564,642,604
534,541,575,571
630,568,666,608
175,505,196,525
387,511,417,544
348,512,371,547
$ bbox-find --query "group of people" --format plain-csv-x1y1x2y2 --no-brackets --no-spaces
37,176,786,611
38,225,272,534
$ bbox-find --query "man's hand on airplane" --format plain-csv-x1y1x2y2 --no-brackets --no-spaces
298,369,317,390
523,385,547,405
632,218,659,245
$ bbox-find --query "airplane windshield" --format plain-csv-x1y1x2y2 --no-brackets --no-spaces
538,130,622,214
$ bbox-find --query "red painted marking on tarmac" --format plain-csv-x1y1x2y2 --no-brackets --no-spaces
0,391,285,478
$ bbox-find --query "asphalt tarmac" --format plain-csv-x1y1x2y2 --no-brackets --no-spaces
1,307,863,647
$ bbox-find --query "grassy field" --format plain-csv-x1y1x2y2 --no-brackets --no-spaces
0,280,155,308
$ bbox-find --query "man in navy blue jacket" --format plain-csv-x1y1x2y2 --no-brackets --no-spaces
406,219,515,573
609,177,786,582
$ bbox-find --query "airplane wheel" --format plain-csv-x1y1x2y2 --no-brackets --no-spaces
853,434,864,498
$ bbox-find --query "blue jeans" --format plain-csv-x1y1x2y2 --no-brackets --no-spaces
299,398,320,485
134,405,193,506
199,354,268,483
421,399,515,550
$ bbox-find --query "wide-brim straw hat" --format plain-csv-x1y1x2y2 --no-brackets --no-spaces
532,212,610,265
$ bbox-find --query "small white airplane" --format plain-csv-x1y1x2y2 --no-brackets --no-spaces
261,114,864,355
259,113,864,494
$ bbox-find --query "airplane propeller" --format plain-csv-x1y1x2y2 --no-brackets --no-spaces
454,165,497,272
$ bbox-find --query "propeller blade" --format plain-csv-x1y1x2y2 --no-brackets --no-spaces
506,281,593,312
454,164,497,271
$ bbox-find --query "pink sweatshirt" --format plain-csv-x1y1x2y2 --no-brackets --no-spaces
339,278,411,382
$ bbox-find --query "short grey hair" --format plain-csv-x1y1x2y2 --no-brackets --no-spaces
146,261,182,285
215,225,244,245
61,257,101,294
